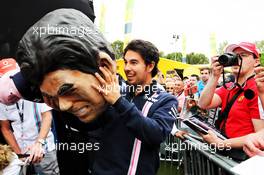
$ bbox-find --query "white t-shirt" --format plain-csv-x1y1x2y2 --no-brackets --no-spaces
258,97,264,120
0,99,55,153
1,153,22,175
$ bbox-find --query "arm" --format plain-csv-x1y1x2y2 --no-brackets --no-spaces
37,110,52,141
198,57,223,109
113,95,176,145
243,129,264,157
202,130,247,149
203,118,264,149
252,119,264,132
0,120,22,154
28,110,52,163
254,66,264,108
93,62,175,145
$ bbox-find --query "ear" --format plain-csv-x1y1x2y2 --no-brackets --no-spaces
98,51,116,74
254,58,260,67
146,61,155,73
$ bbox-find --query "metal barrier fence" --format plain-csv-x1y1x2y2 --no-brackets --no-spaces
160,132,239,175
182,135,238,175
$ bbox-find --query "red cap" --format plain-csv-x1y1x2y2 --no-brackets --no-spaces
225,42,260,58
0,58,19,77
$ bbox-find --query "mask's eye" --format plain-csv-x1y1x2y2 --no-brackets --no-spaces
58,83,74,96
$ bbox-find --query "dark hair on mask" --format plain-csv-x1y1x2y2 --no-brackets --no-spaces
16,9,114,87
123,39,159,77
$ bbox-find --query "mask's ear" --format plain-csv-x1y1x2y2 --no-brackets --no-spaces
98,51,116,74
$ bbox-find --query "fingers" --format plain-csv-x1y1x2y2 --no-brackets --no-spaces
243,143,262,157
31,152,44,163
210,56,223,77
91,84,108,96
211,56,219,63
95,72,107,86
175,130,187,139
95,66,117,93
98,51,116,74
243,146,257,157
99,67,113,83
26,144,44,164
254,66,264,74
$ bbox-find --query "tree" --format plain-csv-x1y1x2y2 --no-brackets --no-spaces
186,52,209,64
255,40,264,53
165,52,183,62
159,51,165,57
217,40,229,55
111,40,124,59
255,40,264,66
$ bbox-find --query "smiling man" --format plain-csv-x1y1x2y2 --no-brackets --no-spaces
16,9,177,175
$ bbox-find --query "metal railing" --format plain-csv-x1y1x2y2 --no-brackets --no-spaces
160,131,239,175
182,135,238,175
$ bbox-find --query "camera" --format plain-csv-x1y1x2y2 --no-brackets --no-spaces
218,52,239,67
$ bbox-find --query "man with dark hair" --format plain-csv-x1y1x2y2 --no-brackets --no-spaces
123,39,160,77
197,67,210,96
189,74,199,86
16,9,176,175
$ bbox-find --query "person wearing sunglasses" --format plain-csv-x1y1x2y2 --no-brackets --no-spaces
198,42,264,159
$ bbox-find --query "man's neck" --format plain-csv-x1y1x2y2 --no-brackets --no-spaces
175,90,184,96
236,71,255,85
135,77,153,96
202,80,208,85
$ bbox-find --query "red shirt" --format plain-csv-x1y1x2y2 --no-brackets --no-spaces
216,78,260,138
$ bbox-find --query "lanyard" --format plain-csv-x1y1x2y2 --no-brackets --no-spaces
176,90,184,98
15,101,26,148
16,101,24,123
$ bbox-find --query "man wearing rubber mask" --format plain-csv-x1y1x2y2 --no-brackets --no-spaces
16,8,176,174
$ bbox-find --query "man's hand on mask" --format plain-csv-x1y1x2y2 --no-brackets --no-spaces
93,66,121,105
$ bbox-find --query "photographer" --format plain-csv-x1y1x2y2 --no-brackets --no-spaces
198,42,264,154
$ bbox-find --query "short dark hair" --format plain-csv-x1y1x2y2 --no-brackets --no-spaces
200,67,211,73
123,39,159,77
16,9,114,87
191,74,200,81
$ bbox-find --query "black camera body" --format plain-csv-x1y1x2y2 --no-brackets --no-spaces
218,52,239,67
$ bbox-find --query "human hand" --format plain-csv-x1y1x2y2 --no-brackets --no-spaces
254,66,264,94
175,130,188,139
26,142,44,164
201,130,223,146
93,66,121,105
210,56,223,79
243,132,264,157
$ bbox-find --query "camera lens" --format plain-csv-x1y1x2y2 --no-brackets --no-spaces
218,53,239,67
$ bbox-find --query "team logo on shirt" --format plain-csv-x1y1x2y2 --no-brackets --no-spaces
168,104,178,119
238,95,245,102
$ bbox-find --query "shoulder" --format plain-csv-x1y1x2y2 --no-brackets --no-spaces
151,91,177,107
248,78,257,89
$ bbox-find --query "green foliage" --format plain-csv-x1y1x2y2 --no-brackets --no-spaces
111,40,124,59
255,40,264,53
186,52,209,64
260,52,264,66
159,51,165,57
165,52,183,62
